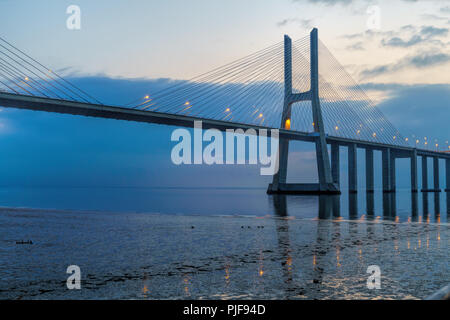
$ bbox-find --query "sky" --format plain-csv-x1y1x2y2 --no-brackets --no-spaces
0,0,448,190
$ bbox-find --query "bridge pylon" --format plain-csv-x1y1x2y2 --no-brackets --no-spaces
268,28,340,195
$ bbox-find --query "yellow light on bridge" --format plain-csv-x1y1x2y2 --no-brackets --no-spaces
393,136,396,140
435,143,438,148
185,101,190,106
258,113,263,118
285,118,291,130
425,142,428,145
335,126,339,130
357,130,361,134
405,138,409,142
225,108,230,112
416,139,419,144
144,95,150,99
373,132,377,137
24,77,29,81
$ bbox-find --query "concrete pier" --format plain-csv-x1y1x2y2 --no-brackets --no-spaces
390,151,396,193
365,149,374,193
410,150,418,192
382,148,392,193
422,156,428,192
422,156,441,192
348,143,357,193
331,144,340,186
446,158,450,192
433,157,440,192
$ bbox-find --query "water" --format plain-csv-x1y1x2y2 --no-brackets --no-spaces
0,187,448,299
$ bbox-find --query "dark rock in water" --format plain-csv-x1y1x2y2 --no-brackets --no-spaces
16,240,33,245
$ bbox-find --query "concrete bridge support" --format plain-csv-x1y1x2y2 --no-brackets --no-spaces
268,29,338,195
348,143,357,193
433,157,441,192
365,148,374,193
422,156,428,192
446,158,450,192
390,151,396,192
410,150,418,192
382,148,392,193
331,144,340,187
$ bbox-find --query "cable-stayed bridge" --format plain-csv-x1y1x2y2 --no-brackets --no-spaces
0,29,448,194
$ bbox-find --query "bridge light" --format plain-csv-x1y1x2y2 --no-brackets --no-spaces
144,95,150,99
335,126,339,130
405,138,409,142
357,130,360,134
393,136,396,140
372,132,376,137
258,113,263,118
225,108,230,112
24,77,29,81
416,139,419,144
285,118,291,130
435,143,438,148
185,101,190,106
312,122,315,126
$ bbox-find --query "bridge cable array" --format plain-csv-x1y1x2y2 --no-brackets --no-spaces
0,36,102,105
133,35,408,147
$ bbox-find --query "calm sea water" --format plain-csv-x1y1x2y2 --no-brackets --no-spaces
0,187,448,299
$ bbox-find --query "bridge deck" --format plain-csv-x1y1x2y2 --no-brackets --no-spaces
0,92,448,160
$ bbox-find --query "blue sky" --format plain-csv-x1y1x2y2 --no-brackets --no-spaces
0,0,448,189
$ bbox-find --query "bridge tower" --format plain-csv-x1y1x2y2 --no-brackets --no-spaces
268,28,339,194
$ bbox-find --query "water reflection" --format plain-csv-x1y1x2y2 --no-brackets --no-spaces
269,188,450,227
366,192,375,217
447,192,450,217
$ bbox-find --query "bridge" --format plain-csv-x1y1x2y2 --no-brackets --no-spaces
0,29,448,195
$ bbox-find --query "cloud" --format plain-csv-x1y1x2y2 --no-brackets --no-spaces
303,0,353,5
360,51,450,78
277,18,313,29
346,41,365,50
381,25,448,48
375,83,450,139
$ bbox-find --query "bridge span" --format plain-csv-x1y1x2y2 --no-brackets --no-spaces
0,29,448,195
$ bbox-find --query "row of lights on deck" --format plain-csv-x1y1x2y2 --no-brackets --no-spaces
139,95,449,151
